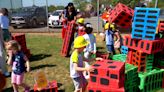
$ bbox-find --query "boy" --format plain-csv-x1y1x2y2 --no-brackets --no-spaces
70,36,101,92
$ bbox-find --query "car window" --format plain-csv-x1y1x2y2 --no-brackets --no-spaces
53,12,61,16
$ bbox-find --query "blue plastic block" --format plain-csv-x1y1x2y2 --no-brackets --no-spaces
121,46,128,54
132,7,160,40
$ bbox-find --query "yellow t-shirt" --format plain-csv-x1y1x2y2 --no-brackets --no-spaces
70,50,84,78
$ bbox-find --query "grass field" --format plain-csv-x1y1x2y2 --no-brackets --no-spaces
3,33,164,92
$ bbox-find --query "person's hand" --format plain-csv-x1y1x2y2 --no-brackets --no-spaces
7,50,13,57
95,57,103,61
86,66,94,72
26,67,30,72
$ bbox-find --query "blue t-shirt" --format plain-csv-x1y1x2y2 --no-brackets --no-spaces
105,29,114,45
0,15,9,29
12,51,26,75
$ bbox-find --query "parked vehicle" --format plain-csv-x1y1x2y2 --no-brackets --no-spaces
48,10,63,28
10,6,47,28
159,9,164,21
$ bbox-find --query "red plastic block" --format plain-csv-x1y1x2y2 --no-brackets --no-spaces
124,35,164,54
87,83,125,92
90,60,125,88
108,3,134,28
34,80,58,92
96,52,109,59
61,21,77,57
61,19,67,39
131,50,147,72
23,49,31,58
158,21,164,32
12,33,27,50
126,49,133,64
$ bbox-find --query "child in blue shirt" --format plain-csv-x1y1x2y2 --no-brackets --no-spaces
6,40,30,92
105,23,115,58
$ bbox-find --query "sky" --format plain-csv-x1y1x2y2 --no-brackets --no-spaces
22,0,72,7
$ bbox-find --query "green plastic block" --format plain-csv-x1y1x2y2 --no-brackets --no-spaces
125,85,139,92
146,54,154,71
125,64,138,80
112,54,127,62
139,69,164,92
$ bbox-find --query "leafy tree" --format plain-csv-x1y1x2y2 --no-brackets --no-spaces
48,5,56,12
73,0,89,11
56,6,65,10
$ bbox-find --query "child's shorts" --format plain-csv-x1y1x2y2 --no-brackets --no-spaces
11,72,24,85
106,45,115,53
72,76,87,91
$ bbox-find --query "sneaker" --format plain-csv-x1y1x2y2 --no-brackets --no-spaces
24,87,30,92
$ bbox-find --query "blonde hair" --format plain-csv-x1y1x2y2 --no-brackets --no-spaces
6,40,21,51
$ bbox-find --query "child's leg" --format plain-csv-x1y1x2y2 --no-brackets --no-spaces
11,72,18,92
12,83,18,92
81,77,88,92
16,73,30,91
72,77,81,92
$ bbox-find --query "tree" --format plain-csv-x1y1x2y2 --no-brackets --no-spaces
73,0,89,11
48,5,56,12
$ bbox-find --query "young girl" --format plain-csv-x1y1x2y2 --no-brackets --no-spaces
0,8,11,42
70,36,101,92
6,40,30,92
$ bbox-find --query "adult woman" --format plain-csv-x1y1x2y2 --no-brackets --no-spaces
61,3,77,39
62,2,77,22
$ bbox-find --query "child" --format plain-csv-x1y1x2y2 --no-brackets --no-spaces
77,18,85,36
0,8,11,42
105,23,115,59
83,23,96,59
70,36,101,92
6,40,30,92
83,23,96,79
114,28,123,54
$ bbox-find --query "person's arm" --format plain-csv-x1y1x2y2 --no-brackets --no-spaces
24,55,30,72
73,63,93,72
7,50,12,65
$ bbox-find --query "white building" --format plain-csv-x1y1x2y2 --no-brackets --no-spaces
0,0,23,9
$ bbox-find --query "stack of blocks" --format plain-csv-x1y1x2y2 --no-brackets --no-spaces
12,34,31,58
61,21,76,57
88,60,125,92
123,7,164,91
108,3,134,28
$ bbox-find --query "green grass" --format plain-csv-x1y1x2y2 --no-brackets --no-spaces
3,33,164,92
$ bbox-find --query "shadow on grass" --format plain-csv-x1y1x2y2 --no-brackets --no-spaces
2,87,13,92
29,54,52,62
31,64,56,71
